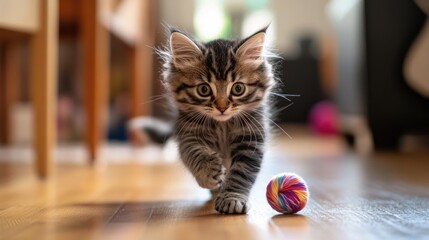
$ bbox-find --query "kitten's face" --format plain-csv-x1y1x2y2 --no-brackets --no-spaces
163,29,273,122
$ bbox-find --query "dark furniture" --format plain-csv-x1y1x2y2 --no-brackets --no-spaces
364,0,429,149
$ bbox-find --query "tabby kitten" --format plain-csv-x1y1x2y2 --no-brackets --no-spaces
161,27,274,214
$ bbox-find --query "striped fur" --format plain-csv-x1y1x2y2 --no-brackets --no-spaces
161,27,274,214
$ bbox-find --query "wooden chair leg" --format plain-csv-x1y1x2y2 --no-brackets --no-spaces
129,46,149,117
80,0,109,162
0,42,21,145
0,44,8,145
31,0,58,178
130,0,156,118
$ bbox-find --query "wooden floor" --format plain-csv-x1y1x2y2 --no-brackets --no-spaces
1,128,429,240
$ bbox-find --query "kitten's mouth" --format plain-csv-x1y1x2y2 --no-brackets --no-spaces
212,113,233,122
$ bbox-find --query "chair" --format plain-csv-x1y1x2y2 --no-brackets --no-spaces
0,0,156,177
0,0,58,177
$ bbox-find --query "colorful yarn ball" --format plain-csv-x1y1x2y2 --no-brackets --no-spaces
266,173,309,214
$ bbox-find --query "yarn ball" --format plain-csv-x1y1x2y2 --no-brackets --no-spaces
266,173,309,214
308,100,339,135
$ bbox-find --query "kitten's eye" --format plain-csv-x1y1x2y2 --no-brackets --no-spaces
231,83,245,96
197,83,212,97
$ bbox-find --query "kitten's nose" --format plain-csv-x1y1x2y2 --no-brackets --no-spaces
216,106,228,113
215,98,229,113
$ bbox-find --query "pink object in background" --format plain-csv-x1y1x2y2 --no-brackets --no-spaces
309,101,339,135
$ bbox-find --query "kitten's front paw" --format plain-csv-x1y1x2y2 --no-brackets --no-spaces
215,192,249,214
195,158,225,190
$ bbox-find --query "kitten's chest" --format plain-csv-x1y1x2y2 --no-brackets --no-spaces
211,122,233,168
209,122,225,147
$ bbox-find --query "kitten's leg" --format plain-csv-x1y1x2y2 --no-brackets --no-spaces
179,141,226,190
215,143,263,214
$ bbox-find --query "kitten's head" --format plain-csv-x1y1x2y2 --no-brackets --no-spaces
162,27,274,122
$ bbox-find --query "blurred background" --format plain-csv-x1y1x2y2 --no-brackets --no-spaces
1,0,429,174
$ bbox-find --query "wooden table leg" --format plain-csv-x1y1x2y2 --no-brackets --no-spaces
80,0,109,162
31,0,58,178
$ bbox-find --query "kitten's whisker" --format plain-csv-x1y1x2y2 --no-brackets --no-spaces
276,102,295,112
242,111,265,138
232,116,244,143
244,112,263,155
270,92,301,103
269,92,293,102
200,114,210,146
190,113,203,134
140,94,169,105
271,92,301,97
240,113,258,155
195,114,206,147
145,45,158,52
174,116,190,138
140,97,166,105
193,113,207,146
239,116,250,146
185,113,205,147
239,113,254,146
176,112,200,137
254,111,292,139
241,111,264,154
146,93,169,100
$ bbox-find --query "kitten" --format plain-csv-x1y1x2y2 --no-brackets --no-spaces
157,27,274,214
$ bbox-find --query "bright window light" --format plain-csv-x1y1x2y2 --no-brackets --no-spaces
194,0,229,41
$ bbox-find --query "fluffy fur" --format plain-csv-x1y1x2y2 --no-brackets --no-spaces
160,27,275,214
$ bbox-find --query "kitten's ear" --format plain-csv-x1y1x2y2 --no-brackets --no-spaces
170,32,202,68
236,31,266,65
